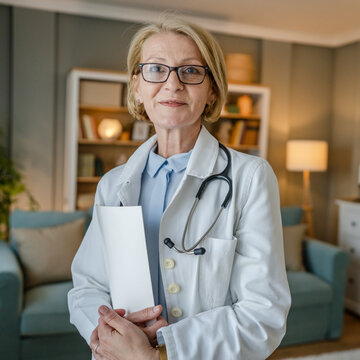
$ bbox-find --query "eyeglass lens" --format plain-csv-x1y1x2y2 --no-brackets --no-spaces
141,63,206,84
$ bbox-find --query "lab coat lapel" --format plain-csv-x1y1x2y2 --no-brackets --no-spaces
186,126,219,179
116,134,158,206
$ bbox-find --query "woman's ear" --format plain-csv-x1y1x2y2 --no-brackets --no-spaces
207,87,216,106
133,74,140,97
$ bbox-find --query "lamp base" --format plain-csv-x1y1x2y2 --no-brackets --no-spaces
302,204,315,238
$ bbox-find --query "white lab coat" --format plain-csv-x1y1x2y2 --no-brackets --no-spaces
68,126,291,360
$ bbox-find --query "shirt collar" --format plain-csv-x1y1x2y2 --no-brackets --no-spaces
146,146,192,178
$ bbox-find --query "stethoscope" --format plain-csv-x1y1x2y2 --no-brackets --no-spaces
119,143,232,256
164,143,232,256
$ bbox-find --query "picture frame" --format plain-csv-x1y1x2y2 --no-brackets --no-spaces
131,120,151,141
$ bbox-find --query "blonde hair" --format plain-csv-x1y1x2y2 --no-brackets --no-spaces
127,17,228,123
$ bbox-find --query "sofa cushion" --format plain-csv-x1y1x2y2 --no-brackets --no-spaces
287,271,332,308
21,281,77,336
11,218,84,288
10,210,90,249
281,207,303,226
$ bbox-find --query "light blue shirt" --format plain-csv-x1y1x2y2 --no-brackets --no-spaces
138,146,192,321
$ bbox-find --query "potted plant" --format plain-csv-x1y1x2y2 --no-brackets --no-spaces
0,129,37,240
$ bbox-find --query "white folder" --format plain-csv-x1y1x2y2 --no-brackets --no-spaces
96,205,154,313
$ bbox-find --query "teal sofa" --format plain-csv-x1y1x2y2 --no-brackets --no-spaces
0,210,91,360
0,208,350,358
280,207,350,346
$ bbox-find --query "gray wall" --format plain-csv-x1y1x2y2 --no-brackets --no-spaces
0,5,10,151
12,7,56,209
327,42,360,242
4,6,360,242
262,42,333,240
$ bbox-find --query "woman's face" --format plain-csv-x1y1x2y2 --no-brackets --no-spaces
134,32,215,133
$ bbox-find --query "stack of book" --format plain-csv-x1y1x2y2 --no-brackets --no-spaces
78,153,95,177
229,120,259,146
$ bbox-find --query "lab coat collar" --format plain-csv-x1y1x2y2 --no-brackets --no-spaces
115,125,218,204
185,126,219,179
116,134,158,205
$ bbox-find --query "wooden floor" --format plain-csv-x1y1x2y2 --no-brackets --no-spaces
268,311,360,359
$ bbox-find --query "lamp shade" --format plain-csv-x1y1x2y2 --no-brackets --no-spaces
286,140,328,172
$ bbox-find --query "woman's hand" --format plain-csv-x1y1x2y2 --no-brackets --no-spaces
91,305,159,360
90,305,168,351
125,305,168,346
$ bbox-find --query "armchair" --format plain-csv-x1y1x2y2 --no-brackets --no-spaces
0,210,91,360
280,207,350,346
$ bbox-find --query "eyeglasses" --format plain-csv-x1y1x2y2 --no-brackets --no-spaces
137,63,209,85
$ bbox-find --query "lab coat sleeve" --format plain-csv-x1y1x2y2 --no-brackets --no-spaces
67,180,111,345
157,160,291,360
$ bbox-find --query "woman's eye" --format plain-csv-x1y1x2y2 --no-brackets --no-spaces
149,65,165,73
183,66,201,74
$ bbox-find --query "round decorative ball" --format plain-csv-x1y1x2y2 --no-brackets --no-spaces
98,118,122,140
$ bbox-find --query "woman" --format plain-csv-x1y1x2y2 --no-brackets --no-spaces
68,17,291,360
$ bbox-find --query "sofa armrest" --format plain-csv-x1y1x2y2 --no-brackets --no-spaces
304,238,350,284
0,241,23,360
303,238,350,339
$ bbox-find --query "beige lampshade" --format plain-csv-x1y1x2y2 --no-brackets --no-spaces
98,118,122,140
286,140,328,172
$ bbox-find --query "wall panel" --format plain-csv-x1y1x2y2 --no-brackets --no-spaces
12,7,56,209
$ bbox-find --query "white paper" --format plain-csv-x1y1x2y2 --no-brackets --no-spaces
96,205,154,313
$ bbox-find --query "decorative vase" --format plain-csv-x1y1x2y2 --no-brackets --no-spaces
98,118,122,140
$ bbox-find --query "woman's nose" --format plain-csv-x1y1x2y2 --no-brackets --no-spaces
165,70,183,91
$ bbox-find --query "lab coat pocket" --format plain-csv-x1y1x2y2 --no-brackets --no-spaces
200,236,237,308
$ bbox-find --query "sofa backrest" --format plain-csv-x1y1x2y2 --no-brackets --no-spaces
281,206,303,226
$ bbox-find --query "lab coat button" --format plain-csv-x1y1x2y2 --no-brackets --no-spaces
163,258,175,269
168,283,180,294
170,307,183,318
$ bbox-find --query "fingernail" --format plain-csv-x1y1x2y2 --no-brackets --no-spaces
153,305,161,313
99,305,109,315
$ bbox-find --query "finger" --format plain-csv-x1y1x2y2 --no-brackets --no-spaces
90,326,99,344
114,308,126,317
142,317,168,343
91,342,100,356
147,316,168,333
98,306,129,334
125,305,162,323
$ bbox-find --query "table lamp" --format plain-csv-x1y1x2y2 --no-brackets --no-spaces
286,140,328,237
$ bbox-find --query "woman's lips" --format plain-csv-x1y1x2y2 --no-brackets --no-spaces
159,100,186,107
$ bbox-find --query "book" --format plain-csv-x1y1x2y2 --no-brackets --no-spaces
78,153,95,177
95,157,104,176
241,120,259,145
81,114,99,140
230,120,246,145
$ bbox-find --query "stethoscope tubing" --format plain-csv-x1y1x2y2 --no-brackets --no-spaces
167,142,232,255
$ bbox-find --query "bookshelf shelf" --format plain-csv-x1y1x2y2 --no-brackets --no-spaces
220,112,260,120
226,144,259,151
77,176,101,183
79,105,128,113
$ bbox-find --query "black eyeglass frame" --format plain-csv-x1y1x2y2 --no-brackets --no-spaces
137,63,210,85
